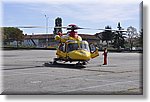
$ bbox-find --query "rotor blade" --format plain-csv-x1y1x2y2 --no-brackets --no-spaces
17,26,48,28
54,26,68,29
77,27,93,30
1,26,50,28
73,26,127,32
74,27,97,30
1,26,68,29
18,26,68,29
76,27,127,32
96,28,127,32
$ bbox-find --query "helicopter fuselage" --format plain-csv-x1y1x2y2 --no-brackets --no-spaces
55,40,99,63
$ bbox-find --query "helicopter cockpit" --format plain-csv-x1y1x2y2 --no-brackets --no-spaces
67,40,90,52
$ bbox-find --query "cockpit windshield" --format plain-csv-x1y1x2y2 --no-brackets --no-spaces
80,41,90,51
67,43,79,52
67,41,90,52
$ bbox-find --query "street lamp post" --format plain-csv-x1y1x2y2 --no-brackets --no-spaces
45,15,49,34
45,15,49,48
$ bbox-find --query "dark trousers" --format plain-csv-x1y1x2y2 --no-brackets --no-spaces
103,56,107,65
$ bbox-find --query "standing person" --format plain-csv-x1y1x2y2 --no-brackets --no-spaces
102,48,108,65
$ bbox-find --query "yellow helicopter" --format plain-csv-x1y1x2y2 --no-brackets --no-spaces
51,23,127,67
53,24,99,66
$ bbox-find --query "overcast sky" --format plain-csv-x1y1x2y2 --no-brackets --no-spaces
2,0,142,34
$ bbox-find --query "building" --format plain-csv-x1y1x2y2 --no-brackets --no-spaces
23,34,100,48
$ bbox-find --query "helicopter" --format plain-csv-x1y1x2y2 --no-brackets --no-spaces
46,24,129,67
52,24,99,66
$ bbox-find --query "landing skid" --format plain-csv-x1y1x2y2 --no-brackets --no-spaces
44,57,88,68
44,59,86,68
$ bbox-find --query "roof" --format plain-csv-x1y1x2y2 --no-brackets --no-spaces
24,34,54,39
78,34,99,40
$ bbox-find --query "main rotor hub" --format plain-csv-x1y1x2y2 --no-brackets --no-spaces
67,24,80,31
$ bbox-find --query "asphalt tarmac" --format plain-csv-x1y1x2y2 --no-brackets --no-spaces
1,50,143,95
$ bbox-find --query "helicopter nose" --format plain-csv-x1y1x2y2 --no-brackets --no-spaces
68,50,91,60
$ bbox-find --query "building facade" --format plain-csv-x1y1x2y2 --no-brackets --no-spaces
23,34,100,48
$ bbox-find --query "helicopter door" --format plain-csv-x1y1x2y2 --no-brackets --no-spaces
89,43,99,58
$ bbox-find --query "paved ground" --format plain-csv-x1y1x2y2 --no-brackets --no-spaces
1,50,143,95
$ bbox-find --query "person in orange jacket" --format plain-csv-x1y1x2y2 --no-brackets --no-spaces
102,48,108,65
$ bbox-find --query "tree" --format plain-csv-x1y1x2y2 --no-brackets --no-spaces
113,31,125,49
113,22,126,50
139,29,143,48
127,26,138,50
3,27,24,47
102,26,114,47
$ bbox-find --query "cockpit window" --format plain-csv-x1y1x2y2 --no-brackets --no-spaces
67,43,79,52
89,43,96,53
80,43,90,51
59,43,65,52
67,41,90,52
